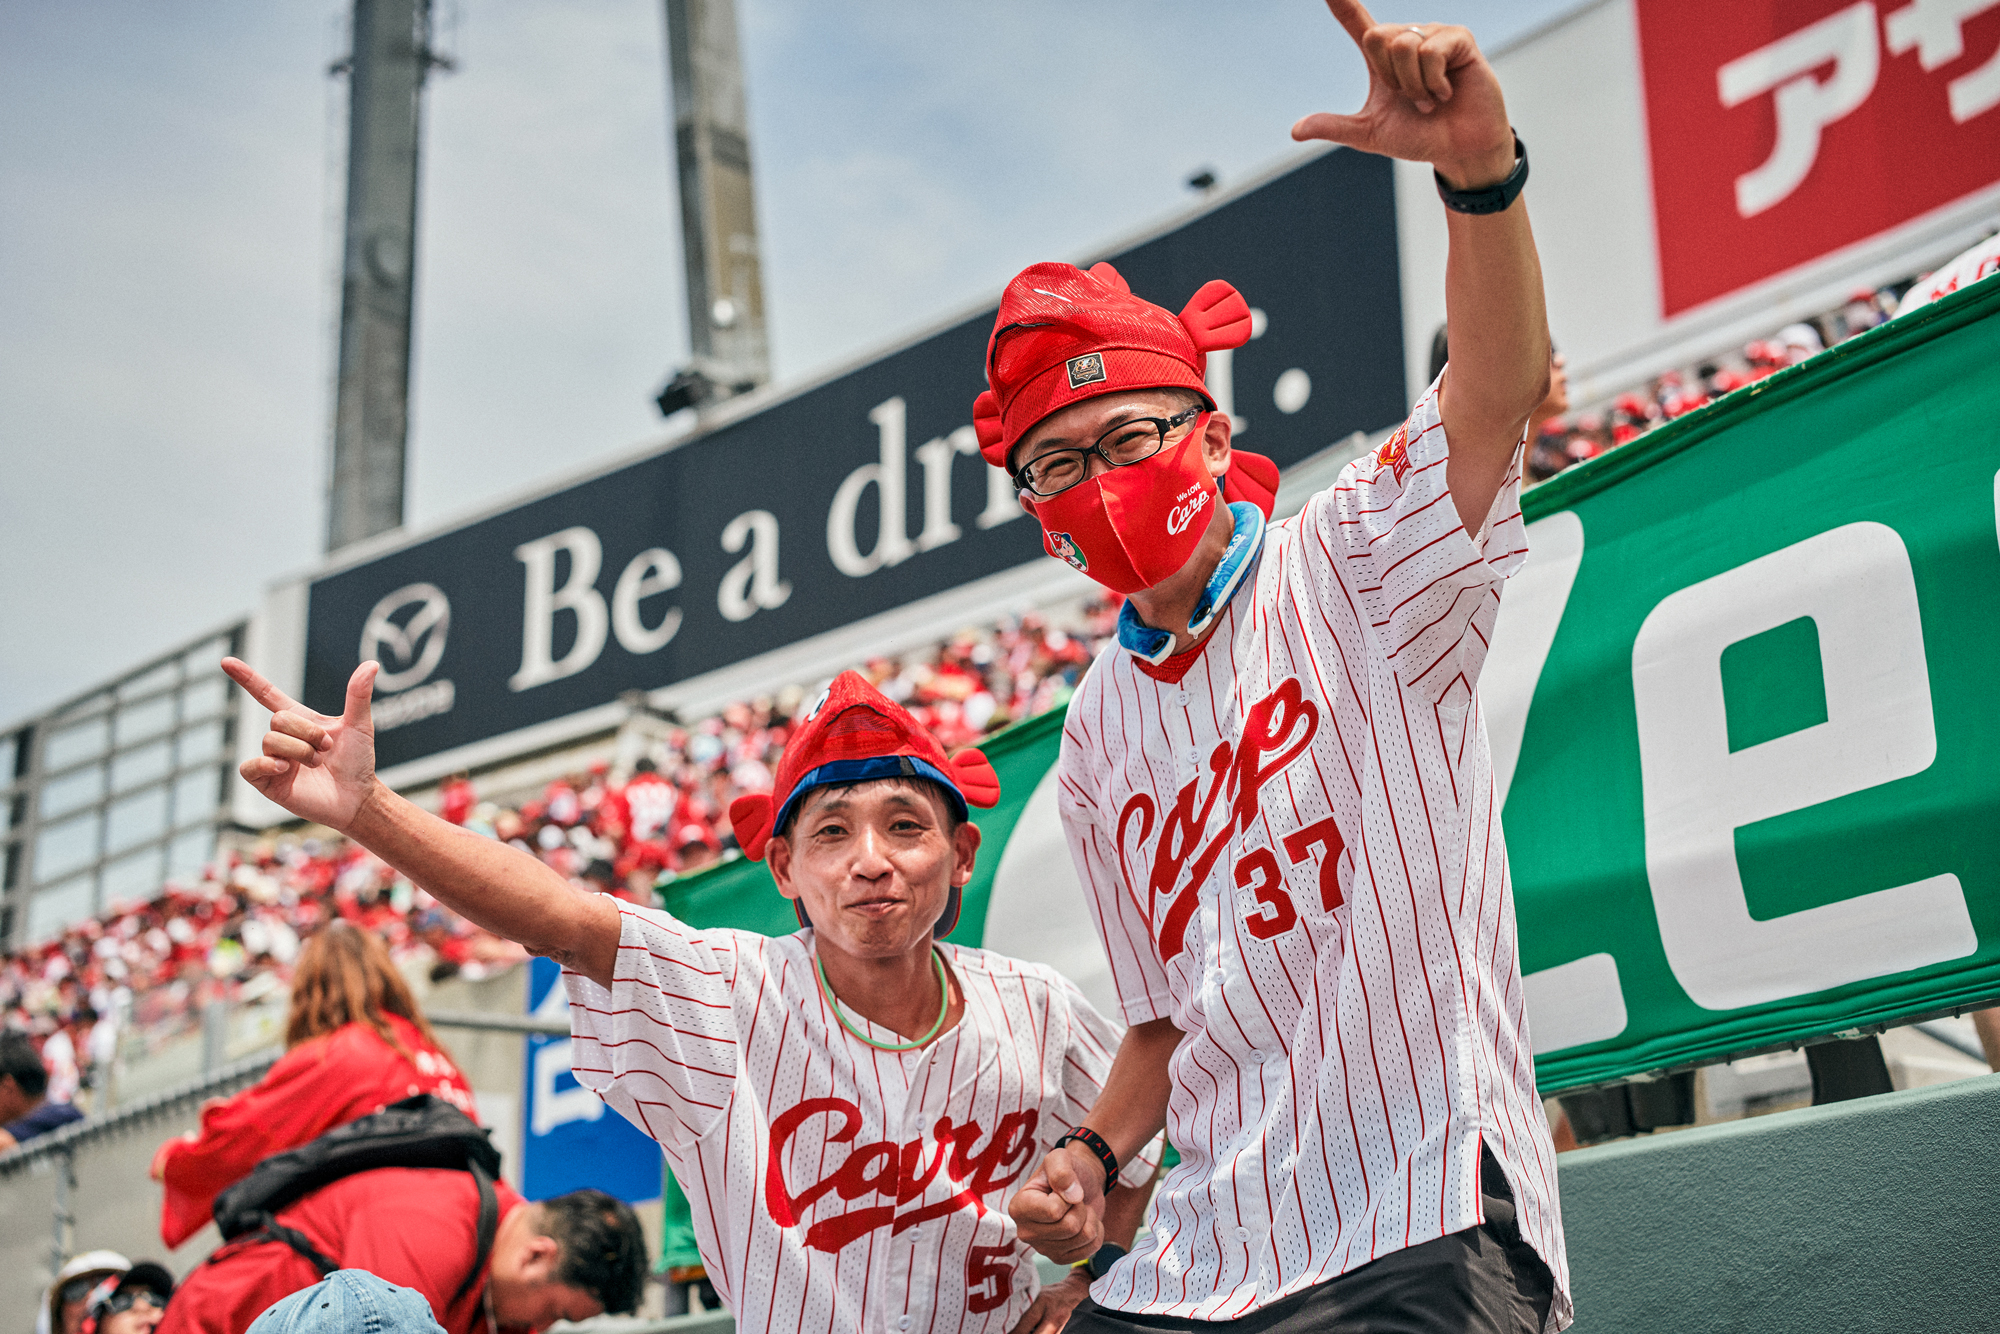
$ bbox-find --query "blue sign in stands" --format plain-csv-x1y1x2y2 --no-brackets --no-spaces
521,956,663,1203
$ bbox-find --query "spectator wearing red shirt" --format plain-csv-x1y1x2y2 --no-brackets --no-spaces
439,776,476,827
151,923,476,1248
157,1173,643,1334
618,760,675,843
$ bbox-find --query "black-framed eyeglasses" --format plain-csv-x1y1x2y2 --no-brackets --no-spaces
1012,404,1204,498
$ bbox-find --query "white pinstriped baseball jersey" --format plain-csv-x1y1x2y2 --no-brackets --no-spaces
1057,382,1572,1329
563,902,1159,1334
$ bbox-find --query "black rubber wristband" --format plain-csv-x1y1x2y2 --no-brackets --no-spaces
1054,1127,1119,1191
1435,132,1528,215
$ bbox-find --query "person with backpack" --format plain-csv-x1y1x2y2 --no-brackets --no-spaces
155,1172,643,1334
222,660,1160,1334
151,921,477,1249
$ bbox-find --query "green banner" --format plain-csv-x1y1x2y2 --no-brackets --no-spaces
1495,276,2000,1088
646,279,2000,1261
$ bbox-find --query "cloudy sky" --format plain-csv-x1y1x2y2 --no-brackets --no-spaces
0,0,1577,725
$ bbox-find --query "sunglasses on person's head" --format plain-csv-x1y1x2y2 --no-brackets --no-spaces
60,1276,101,1306
100,1288,168,1317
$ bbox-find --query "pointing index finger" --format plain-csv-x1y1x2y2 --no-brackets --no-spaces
1322,0,1377,45
222,657,302,716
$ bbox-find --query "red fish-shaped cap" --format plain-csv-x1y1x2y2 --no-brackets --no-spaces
727,671,999,934
973,261,1279,518
728,671,1001,862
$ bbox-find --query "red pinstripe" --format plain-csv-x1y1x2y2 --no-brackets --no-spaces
562,908,1151,1333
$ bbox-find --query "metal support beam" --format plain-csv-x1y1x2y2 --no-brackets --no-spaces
326,0,439,553
426,1009,571,1036
50,1148,75,1282
657,0,770,417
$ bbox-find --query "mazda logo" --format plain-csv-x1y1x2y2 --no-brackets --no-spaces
360,583,451,694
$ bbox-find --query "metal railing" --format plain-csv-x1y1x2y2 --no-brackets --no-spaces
0,1046,279,1275
0,1007,575,1277
427,1010,568,1036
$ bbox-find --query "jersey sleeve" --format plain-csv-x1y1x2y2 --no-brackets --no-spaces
1308,376,1528,704
1057,730,1175,1028
564,903,743,1156
1050,973,1164,1190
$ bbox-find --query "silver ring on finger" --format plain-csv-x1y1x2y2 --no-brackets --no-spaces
1408,24,1426,35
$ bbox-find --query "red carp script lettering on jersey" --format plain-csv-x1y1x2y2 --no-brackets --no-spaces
1116,678,1321,960
765,1099,1040,1253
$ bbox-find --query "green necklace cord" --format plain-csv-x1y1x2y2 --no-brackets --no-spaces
815,948,951,1052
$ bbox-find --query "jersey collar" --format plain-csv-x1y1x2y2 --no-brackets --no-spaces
1116,499,1267,667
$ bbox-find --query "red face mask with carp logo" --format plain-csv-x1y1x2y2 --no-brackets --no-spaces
973,261,1279,596
1025,411,1221,595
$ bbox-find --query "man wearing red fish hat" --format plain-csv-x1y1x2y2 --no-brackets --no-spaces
224,657,1158,1334
999,3,1572,1332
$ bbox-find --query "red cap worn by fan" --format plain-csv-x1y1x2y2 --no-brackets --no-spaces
728,671,1000,935
972,260,1280,518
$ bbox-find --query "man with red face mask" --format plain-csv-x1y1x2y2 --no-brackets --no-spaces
1001,4,1571,1332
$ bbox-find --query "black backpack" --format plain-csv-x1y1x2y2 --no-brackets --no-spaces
211,1094,503,1307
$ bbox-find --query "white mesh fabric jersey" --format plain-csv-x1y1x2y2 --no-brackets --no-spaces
564,905,1160,1334
1056,381,1571,1330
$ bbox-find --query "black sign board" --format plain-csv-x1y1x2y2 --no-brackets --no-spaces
303,148,1405,769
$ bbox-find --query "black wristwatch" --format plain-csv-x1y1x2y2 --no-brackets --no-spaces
1073,1242,1127,1281
1435,132,1528,215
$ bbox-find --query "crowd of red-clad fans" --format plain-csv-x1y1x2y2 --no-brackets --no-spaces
1524,281,1906,484
0,609,1115,1125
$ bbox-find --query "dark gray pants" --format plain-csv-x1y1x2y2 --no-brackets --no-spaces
1068,1150,1553,1334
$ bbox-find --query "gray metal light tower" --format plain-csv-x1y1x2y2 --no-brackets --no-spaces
325,0,446,553
655,0,771,418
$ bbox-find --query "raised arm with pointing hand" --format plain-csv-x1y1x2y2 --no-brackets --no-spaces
224,656,621,987
1292,0,1550,539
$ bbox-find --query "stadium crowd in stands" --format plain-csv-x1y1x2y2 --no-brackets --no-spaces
1521,279,1906,483
0,609,1113,1109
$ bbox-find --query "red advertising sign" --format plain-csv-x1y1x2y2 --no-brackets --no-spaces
1637,0,2000,316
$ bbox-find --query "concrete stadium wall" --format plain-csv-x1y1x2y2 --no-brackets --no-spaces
1560,1074,1999,1332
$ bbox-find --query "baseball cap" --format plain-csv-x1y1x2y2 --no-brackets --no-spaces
246,1270,445,1334
82,1263,174,1334
727,671,1000,932
972,261,1280,516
